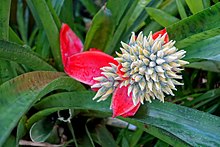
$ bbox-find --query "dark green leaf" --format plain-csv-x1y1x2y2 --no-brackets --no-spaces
167,3,220,48
0,71,64,146
186,60,220,72
17,0,28,43
28,0,62,70
29,118,54,142
16,116,27,147
129,128,143,147
106,0,131,27
0,0,11,40
182,34,220,72
2,135,16,147
105,0,139,54
80,0,99,16
35,91,220,146
84,6,114,51
95,124,118,147
0,40,56,71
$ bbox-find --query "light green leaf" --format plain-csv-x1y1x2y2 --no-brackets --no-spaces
146,7,179,27
185,0,204,14
176,0,187,19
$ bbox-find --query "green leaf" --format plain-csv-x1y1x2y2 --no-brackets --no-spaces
105,0,139,54
0,0,11,40
17,0,28,44
29,118,54,142
80,0,99,16
106,0,131,27
180,33,220,72
154,140,169,147
166,3,220,48
0,71,64,146
121,137,129,147
175,0,187,19
26,76,85,128
0,40,56,71
123,0,163,42
16,116,27,147
84,6,114,51
2,135,16,147
126,0,152,30
185,0,204,14
143,0,180,34
46,0,61,29
84,119,96,147
203,0,211,8
9,27,23,45
95,124,118,147
145,7,179,27
35,91,220,146
27,0,62,70
129,128,143,147
186,60,220,72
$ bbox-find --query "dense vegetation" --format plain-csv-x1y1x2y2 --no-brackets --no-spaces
0,0,220,146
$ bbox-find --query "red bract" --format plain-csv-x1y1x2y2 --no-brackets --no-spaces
112,85,141,117
60,23,117,85
60,23,168,118
152,28,169,43
60,23,83,64
65,51,118,85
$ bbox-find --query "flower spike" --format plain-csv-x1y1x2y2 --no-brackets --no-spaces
92,29,189,116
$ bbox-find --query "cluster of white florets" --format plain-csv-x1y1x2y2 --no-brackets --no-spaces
92,32,189,105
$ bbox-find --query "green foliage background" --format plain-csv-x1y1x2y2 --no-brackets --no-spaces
0,0,220,146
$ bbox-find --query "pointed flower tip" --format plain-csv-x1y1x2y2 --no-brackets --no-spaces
60,23,83,65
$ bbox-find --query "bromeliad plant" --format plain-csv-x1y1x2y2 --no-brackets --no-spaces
60,24,188,117
2,1,220,146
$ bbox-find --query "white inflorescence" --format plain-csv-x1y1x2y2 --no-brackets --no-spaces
92,31,189,105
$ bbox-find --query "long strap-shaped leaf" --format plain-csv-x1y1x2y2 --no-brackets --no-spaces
27,0,62,70
0,40,56,71
0,71,65,146
167,2,220,48
35,92,220,146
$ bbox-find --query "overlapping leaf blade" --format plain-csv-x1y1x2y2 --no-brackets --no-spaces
34,91,220,146
0,71,64,146
166,2,220,48
0,40,56,71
